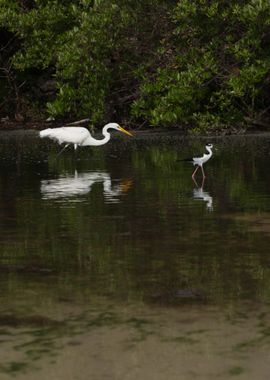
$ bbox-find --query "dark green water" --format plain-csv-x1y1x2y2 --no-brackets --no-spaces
1,130,270,379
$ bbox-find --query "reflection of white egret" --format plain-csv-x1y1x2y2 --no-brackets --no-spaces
192,178,213,211
40,123,133,155
41,171,132,203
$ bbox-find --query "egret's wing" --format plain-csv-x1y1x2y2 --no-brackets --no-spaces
40,127,90,145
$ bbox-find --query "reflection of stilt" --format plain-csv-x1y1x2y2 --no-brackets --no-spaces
192,177,213,211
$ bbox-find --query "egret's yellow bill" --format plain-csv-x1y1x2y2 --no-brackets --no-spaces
119,127,133,137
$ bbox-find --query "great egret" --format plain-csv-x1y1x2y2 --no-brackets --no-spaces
182,144,213,178
39,122,133,154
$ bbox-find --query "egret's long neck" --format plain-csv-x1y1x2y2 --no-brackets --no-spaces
83,125,111,146
101,125,112,145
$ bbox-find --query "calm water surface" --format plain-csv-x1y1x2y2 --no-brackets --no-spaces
0,130,270,379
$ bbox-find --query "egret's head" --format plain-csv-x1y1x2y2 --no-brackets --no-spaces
206,143,213,149
106,123,133,137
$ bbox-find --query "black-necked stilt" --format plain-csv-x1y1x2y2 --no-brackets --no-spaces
182,144,214,179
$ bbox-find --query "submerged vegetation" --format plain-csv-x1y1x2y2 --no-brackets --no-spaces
1,0,270,131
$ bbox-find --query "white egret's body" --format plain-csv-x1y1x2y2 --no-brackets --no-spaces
40,123,132,152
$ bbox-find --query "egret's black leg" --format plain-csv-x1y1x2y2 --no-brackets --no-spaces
57,144,69,157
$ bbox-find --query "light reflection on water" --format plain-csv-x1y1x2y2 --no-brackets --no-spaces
0,131,270,378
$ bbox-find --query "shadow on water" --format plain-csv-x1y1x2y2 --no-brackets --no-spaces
1,131,270,378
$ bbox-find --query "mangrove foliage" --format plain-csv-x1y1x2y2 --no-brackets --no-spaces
1,0,270,131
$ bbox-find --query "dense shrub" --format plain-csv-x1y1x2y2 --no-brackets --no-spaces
1,0,270,131
132,0,270,130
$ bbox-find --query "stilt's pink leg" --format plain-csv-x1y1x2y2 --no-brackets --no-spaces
201,165,206,178
192,165,199,178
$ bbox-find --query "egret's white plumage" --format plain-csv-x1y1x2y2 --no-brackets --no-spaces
40,123,132,153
